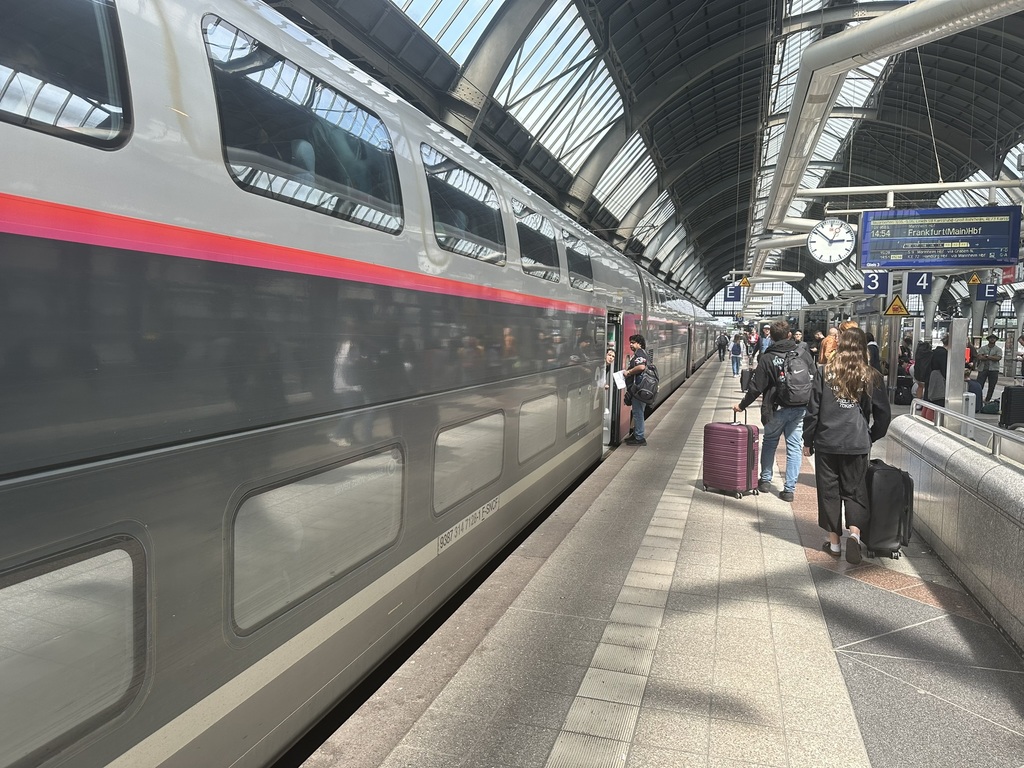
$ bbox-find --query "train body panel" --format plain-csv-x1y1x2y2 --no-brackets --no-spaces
0,1,709,766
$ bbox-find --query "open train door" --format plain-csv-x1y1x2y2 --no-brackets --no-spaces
604,312,623,447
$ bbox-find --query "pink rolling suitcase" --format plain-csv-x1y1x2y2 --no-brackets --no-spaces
703,412,760,498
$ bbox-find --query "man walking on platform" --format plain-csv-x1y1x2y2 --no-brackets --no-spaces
733,320,814,502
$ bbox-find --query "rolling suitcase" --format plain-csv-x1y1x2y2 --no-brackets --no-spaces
703,412,759,498
999,386,1024,428
894,385,913,405
864,459,913,558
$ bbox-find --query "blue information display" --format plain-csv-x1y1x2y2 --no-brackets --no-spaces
860,206,1021,269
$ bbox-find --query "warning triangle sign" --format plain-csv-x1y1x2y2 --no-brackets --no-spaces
739,277,751,287
884,294,909,316
967,273,981,285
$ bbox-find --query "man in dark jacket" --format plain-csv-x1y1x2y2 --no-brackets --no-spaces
733,320,814,502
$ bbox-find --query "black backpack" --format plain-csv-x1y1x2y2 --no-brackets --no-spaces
775,350,812,407
632,361,660,403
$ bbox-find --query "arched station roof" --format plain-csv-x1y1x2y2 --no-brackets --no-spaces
269,0,1024,310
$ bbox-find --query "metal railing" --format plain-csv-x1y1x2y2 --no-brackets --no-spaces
911,397,1024,462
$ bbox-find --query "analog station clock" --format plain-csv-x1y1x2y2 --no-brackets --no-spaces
806,218,856,264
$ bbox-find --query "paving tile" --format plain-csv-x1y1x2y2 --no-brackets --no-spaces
626,743,708,768
709,686,783,727
707,718,786,766
783,729,871,768
641,676,712,717
564,697,640,741
895,581,990,623
632,706,710,752
545,731,629,768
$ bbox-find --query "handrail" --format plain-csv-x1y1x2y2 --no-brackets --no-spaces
910,398,1024,462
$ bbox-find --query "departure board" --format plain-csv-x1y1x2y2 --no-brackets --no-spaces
860,206,1021,269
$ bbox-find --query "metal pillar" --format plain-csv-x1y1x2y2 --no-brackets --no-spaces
922,275,949,341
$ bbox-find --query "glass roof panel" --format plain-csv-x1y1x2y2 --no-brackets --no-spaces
391,0,505,65
592,132,657,220
493,0,624,173
634,191,675,246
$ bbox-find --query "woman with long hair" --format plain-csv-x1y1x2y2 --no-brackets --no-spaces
802,327,891,563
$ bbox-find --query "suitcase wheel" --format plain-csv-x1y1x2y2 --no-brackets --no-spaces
734,491,742,499
752,489,759,496
703,484,708,492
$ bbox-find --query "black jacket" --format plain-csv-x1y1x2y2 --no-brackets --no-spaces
803,367,891,455
738,339,814,423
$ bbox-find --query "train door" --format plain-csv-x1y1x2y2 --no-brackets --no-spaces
604,313,623,447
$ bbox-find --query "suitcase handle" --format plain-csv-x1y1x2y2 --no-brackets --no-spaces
727,407,748,425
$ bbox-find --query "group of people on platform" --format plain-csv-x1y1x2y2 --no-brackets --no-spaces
731,319,890,564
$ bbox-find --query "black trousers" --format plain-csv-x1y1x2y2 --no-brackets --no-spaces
814,452,869,534
977,369,998,401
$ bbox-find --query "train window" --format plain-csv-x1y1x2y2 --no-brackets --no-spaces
0,0,131,147
512,199,559,282
203,17,403,234
518,393,557,463
563,231,594,291
433,412,504,512
233,446,404,631
566,382,593,434
421,143,506,264
0,540,145,767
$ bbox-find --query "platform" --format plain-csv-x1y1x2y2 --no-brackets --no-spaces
303,359,1024,768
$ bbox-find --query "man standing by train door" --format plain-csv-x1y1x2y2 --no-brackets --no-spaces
623,334,649,446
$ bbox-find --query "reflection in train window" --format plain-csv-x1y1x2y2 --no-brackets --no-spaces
434,412,504,512
519,394,557,463
421,144,506,264
0,542,144,767
203,16,403,234
0,0,131,146
566,381,593,435
513,199,560,282
563,231,594,291
233,447,404,631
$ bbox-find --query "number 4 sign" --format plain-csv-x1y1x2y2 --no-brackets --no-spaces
906,272,933,294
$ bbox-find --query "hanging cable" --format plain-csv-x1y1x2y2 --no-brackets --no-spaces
915,47,943,183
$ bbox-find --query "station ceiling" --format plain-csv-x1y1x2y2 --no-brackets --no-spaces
269,0,1024,310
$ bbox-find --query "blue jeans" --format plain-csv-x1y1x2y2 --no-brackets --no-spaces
731,355,742,375
760,405,805,492
632,398,646,440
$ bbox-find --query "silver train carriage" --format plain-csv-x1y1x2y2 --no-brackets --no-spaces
0,1,712,766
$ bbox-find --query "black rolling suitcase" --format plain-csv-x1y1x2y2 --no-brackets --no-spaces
999,386,1024,428
864,459,913,559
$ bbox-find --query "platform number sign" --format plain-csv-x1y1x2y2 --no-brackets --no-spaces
906,272,933,294
976,283,1000,301
724,285,741,302
863,272,888,294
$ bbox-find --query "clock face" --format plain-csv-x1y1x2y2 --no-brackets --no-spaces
807,218,856,264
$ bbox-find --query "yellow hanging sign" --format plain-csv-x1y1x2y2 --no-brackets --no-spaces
884,294,909,316
967,273,981,285
739,277,751,287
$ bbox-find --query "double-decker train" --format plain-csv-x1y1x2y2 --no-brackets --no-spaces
0,1,717,766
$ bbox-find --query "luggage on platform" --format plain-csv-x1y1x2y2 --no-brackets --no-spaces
999,386,1024,428
896,374,913,390
980,400,1001,414
894,386,913,405
703,413,760,498
739,367,753,392
864,459,913,559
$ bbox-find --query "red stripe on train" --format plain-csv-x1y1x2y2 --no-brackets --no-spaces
0,192,602,315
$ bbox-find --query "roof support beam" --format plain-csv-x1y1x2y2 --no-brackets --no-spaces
763,0,1024,238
